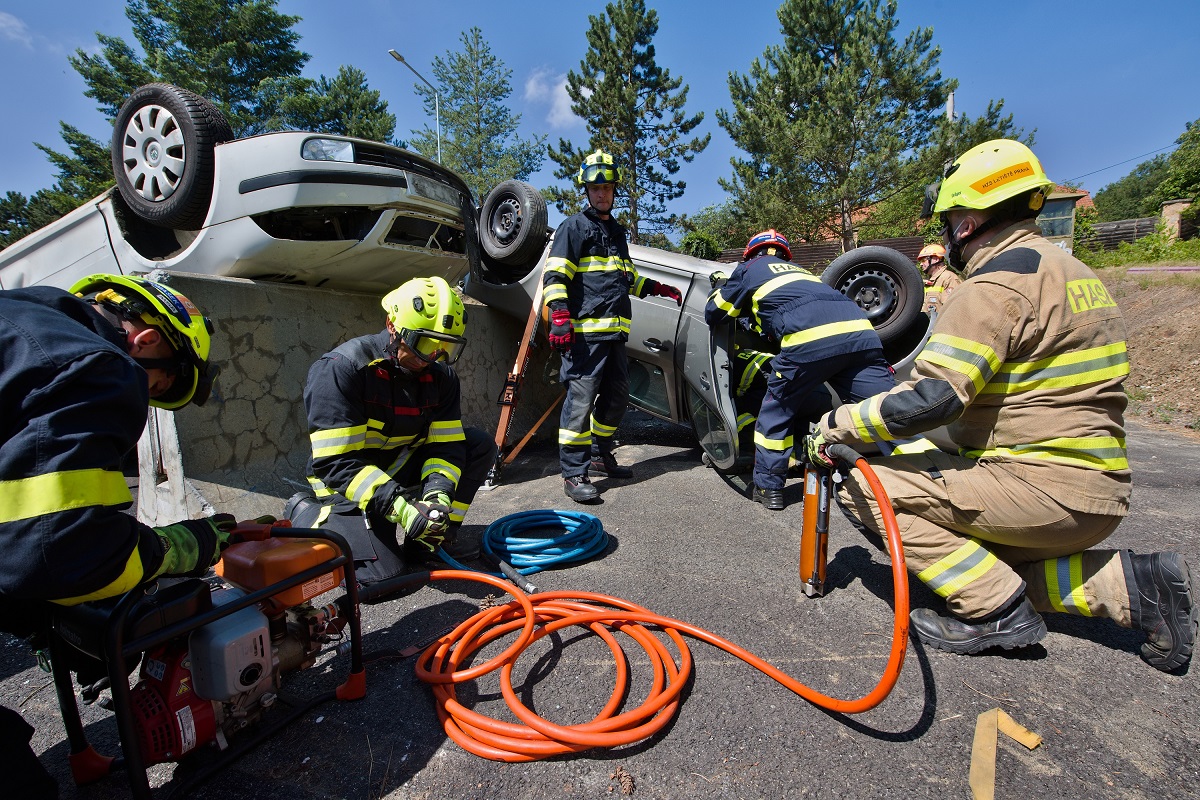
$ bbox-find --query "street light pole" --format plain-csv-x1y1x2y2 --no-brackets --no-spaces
388,48,441,164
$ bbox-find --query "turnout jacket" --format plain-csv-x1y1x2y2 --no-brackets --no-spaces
0,287,165,604
705,255,881,362
823,223,1131,516
542,207,652,342
304,331,467,517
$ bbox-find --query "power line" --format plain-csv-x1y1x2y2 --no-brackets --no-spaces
1063,143,1179,184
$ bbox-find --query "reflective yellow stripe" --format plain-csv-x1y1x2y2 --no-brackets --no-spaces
544,256,577,279
544,285,569,304
308,475,335,497
918,539,999,598
427,420,466,443
980,342,1129,394
754,430,793,452
347,466,391,510
847,394,889,443
780,318,873,349
918,333,1001,393
0,468,131,523
421,458,462,486
737,413,756,432
575,316,631,335
889,436,939,455
1045,553,1093,616
577,254,628,272
559,428,592,447
50,546,146,606
709,288,739,317
737,352,771,395
310,425,367,458
751,273,820,321
591,417,618,438
449,499,469,524
963,436,1128,471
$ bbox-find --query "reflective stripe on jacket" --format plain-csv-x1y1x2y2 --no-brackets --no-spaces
0,287,163,604
304,331,468,516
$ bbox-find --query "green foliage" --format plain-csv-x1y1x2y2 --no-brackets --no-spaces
676,202,756,253
678,230,721,260
1075,226,1200,269
718,0,953,251
408,28,546,202
1093,155,1170,221
1151,117,1200,208
546,0,710,243
1073,204,1099,251
258,67,398,143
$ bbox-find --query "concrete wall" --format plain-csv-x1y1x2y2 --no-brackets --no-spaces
137,273,560,523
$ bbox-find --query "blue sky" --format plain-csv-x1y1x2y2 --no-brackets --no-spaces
2,0,1197,228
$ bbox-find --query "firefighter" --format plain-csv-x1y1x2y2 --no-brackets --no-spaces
294,277,496,585
544,149,684,503
808,139,1195,671
705,230,895,510
0,273,226,799
917,242,961,313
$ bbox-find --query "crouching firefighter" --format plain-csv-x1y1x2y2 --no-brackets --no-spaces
290,277,497,589
807,139,1196,672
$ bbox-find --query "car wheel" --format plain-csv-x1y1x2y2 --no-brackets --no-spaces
110,83,234,231
821,246,924,344
479,180,548,266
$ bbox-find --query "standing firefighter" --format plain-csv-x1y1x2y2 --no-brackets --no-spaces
809,139,1196,671
295,277,496,585
0,274,226,799
917,242,961,313
705,230,895,511
544,149,684,503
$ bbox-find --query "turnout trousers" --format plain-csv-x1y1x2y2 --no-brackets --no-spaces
754,349,893,491
291,427,495,585
558,339,630,478
837,448,1132,622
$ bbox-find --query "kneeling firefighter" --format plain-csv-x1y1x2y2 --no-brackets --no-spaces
291,277,497,587
807,139,1196,672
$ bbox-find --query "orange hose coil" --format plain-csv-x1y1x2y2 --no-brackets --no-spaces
416,457,908,762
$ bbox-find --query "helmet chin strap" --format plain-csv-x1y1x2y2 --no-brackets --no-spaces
945,213,1004,271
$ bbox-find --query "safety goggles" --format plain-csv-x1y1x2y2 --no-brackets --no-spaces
399,329,467,365
580,164,618,184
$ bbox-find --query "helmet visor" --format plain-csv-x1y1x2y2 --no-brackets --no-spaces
403,329,467,364
580,163,618,184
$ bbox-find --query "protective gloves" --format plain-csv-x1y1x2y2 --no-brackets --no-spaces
709,271,728,290
803,431,837,469
387,495,451,554
151,513,235,578
547,307,573,351
648,281,683,305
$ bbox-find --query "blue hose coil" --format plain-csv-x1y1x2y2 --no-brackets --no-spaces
437,509,608,575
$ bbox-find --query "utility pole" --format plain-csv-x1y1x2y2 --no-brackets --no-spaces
388,49,441,163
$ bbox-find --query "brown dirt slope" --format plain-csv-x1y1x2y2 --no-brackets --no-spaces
1100,266,1200,440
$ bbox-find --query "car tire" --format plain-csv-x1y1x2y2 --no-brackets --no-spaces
821,245,924,345
110,83,234,231
479,180,549,266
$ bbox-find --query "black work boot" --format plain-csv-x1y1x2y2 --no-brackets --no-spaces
438,524,481,563
751,483,785,511
1129,552,1196,672
590,453,633,479
909,594,1047,655
563,474,600,503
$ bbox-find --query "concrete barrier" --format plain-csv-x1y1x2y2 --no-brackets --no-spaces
137,273,561,523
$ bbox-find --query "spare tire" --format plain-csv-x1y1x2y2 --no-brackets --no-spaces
110,83,234,230
479,179,549,266
821,245,924,344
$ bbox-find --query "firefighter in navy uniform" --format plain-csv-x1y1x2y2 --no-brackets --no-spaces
810,139,1196,671
294,277,496,585
544,149,684,503
705,230,895,511
0,274,224,799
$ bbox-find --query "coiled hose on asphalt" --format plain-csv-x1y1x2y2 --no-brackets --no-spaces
416,447,908,762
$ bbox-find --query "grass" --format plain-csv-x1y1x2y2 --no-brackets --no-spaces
1076,232,1200,270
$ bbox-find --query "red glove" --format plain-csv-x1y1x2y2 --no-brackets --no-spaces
548,308,573,351
649,282,683,305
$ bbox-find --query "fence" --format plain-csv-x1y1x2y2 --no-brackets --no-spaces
1078,217,1159,251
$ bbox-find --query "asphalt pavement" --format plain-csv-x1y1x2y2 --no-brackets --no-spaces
3,416,1197,800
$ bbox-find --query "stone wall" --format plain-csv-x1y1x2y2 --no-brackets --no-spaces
137,273,560,522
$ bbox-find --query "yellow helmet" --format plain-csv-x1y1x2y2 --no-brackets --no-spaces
575,150,622,186
70,273,218,410
381,276,468,364
933,139,1055,215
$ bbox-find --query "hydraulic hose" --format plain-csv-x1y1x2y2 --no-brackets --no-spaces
413,451,909,761
437,509,609,579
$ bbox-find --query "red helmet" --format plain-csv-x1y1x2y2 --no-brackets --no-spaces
743,229,792,261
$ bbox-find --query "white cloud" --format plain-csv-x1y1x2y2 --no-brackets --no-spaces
524,66,581,130
0,12,34,48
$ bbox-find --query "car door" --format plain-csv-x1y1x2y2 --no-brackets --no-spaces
625,249,692,421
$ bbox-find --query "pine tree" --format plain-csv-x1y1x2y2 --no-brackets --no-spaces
719,0,953,251
407,28,547,202
546,0,709,243
259,67,399,144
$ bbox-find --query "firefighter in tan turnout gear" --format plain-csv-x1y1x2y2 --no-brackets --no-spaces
916,242,961,313
808,139,1196,671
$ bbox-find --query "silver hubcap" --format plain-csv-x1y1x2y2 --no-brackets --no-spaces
121,103,186,202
